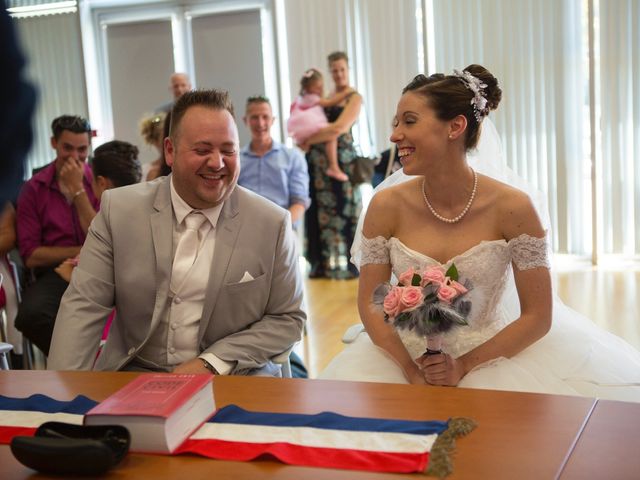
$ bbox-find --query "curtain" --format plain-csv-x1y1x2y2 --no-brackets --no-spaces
14,11,88,175
428,0,588,255
356,0,420,154
598,0,640,256
282,0,420,154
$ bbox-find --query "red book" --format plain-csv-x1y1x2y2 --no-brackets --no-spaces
84,373,215,453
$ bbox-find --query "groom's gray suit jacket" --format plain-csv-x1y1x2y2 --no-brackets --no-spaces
47,176,305,373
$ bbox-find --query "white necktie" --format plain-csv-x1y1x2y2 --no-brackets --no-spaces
171,211,208,292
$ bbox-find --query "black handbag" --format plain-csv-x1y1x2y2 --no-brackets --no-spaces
11,421,130,475
350,155,377,184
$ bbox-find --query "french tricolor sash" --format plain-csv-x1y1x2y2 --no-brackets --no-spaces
0,394,475,475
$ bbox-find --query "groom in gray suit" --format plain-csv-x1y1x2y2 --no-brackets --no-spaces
48,89,305,375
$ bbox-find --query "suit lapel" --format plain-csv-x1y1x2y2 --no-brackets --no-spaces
198,188,241,341
149,179,174,335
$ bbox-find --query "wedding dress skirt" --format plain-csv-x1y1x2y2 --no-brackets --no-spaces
320,237,640,403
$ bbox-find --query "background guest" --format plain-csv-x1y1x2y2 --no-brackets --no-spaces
54,140,142,283
14,114,98,355
287,68,354,182
240,95,310,228
139,112,167,181
155,72,191,113
302,51,363,279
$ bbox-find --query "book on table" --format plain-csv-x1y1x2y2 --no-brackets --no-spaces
84,373,216,453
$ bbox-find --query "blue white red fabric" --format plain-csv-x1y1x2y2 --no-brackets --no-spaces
0,394,451,473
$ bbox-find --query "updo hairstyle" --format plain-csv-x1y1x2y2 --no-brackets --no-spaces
139,113,166,148
402,64,502,150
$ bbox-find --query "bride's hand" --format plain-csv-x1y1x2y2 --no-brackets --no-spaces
417,353,465,386
406,365,427,385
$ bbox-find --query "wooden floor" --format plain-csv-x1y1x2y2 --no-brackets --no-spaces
297,267,640,378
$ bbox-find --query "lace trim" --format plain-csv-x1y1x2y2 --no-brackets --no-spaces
509,233,550,270
360,235,390,266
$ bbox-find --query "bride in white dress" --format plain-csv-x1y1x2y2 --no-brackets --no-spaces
320,65,640,402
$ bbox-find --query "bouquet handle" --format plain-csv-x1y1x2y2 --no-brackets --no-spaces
424,334,443,356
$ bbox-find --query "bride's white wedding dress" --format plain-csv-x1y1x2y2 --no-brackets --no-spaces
320,234,640,403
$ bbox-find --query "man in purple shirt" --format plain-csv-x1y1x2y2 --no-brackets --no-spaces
15,115,99,355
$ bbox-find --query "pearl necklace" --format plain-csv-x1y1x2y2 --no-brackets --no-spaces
421,169,478,224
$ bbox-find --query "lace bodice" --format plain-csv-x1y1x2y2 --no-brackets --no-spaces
360,234,550,358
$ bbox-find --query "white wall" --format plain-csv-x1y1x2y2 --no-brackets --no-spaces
192,9,264,146
107,19,174,165
14,11,88,174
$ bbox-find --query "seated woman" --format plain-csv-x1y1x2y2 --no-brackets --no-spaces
55,140,141,282
320,65,640,402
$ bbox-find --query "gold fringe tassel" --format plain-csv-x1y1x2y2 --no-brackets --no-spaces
425,417,477,478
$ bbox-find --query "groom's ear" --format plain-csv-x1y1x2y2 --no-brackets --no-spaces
448,115,468,140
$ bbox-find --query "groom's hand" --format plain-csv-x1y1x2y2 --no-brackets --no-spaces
417,353,464,386
172,358,211,375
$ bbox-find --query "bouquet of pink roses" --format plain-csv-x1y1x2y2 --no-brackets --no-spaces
373,264,472,354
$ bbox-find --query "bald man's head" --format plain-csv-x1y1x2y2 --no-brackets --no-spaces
170,73,191,100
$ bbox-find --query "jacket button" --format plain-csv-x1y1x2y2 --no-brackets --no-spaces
128,348,135,355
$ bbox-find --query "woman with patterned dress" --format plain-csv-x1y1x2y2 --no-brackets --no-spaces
320,65,640,402
303,51,363,279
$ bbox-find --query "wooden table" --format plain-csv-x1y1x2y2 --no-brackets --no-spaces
557,399,640,479
0,371,635,479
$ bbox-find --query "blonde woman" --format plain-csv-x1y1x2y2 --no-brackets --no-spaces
139,112,168,180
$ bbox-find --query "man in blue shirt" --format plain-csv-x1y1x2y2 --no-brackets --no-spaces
239,96,310,227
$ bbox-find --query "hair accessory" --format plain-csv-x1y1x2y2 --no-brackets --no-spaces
452,70,488,122
303,68,319,79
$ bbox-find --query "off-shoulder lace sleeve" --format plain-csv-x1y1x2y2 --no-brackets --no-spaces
360,235,390,266
509,234,551,270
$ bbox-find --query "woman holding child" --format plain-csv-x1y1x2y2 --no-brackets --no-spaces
303,51,363,279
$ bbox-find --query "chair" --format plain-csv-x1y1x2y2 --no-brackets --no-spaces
342,323,365,344
0,273,6,342
0,272,14,369
272,346,293,378
0,342,12,370
3,258,47,370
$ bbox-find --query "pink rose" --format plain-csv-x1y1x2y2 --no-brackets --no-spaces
436,284,458,304
448,279,468,295
399,286,424,312
398,267,417,286
422,266,446,286
383,286,403,317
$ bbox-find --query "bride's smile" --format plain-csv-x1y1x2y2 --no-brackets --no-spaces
390,92,455,176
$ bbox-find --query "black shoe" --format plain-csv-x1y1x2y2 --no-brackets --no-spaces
308,265,326,279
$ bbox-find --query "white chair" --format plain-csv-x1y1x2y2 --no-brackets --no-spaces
342,323,365,344
272,346,293,378
0,273,6,342
0,342,12,370
0,273,13,369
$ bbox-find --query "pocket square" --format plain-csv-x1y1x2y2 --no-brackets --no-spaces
239,271,255,283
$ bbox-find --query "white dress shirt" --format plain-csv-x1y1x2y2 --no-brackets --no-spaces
138,178,233,374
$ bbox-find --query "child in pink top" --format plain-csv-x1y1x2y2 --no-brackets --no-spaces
287,68,354,182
